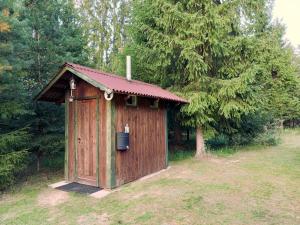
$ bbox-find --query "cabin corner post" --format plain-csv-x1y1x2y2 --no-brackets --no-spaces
106,100,116,189
64,92,69,180
74,100,78,180
165,109,169,168
96,97,100,187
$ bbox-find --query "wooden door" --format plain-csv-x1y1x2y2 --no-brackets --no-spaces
76,99,98,186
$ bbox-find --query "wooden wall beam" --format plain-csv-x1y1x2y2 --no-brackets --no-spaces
106,100,116,189
74,100,78,180
165,109,169,168
64,92,69,180
96,98,100,187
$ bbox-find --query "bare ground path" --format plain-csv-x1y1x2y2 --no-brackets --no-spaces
1,129,300,225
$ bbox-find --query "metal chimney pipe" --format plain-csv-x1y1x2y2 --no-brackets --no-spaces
126,55,131,81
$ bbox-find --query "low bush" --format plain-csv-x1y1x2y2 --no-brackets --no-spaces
254,130,280,146
208,147,237,157
206,134,230,149
206,113,280,150
0,150,28,191
42,151,65,170
0,129,30,191
169,149,195,161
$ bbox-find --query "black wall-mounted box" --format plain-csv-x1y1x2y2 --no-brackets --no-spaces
116,132,129,150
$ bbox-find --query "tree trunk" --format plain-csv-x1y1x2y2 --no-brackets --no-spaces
37,157,40,172
186,129,190,141
37,153,43,172
174,125,182,144
195,126,205,158
279,119,284,129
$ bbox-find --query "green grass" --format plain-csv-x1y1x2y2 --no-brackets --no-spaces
169,149,195,161
208,146,238,157
1,129,300,225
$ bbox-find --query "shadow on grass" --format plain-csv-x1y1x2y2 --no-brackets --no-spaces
169,128,289,161
169,149,195,161
169,145,238,161
169,144,267,160
208,147,238,157
169,140,196,161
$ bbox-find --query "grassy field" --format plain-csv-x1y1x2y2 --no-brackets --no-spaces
1,129,300,225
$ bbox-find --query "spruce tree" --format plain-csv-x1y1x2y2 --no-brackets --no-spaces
130,0,299,156
21,0,88,171
0,0,30,190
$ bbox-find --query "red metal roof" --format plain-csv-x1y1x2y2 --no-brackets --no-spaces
65,62,188,103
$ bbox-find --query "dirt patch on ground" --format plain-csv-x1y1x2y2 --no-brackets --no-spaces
208,157,226,164
0,211,18,223
77,212,110,225
0,193,24,204
37,189,69,207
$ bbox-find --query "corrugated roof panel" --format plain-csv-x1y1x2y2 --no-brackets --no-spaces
65,63,188,103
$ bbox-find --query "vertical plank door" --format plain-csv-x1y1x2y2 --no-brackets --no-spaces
76,99,97,186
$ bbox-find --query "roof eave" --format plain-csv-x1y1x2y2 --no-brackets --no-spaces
34,65,109,102
34,67,68,101
112,90,188,104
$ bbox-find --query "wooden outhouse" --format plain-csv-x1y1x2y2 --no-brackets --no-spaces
36,62,187,189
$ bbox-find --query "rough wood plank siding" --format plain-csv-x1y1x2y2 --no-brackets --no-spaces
66,80,107,188
66,79,168,188
114,95,167,186
76,99,97,185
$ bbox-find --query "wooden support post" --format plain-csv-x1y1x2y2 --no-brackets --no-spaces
64,92,69,180
165,109,169,168
106,100,116,189
96,98,100,187
74,100,78,180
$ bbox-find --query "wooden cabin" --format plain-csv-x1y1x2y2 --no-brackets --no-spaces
35,62,187,189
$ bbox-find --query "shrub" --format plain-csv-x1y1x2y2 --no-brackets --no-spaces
0,129,30,191
227,113,273,146
42,151,64,170
0,150,28,191
206,113,280,150
208,147,237,157
208,113,276,148
254,130,280,146
169,149,195,161
206,134,230,149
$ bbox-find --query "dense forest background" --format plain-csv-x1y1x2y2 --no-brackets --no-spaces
1,0,300,191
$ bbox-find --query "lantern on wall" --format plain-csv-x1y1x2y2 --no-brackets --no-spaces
69,77,76,102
